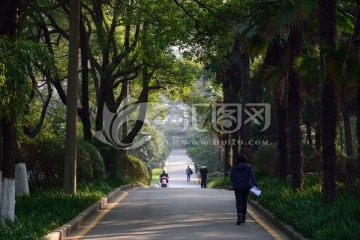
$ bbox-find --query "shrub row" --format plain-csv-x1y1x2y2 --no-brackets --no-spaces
254,175,360,240
251,143,359,190
21,136,150,188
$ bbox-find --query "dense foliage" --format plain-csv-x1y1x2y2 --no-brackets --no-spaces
254,175,360,240
185,130,222,173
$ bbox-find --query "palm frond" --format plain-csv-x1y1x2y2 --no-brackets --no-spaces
293,47,321,85
263,65,288,105
326,41,360,95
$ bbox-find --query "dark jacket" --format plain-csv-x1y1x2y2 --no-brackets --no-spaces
160,173,169,178
230,162,258,189
199,166,208,176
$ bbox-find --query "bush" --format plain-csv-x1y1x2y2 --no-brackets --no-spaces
22,136,64,187
78,139,106,180
119,154,150,185
304,149,323,173
22,136,105,187
94,140,150,184
96,145,123,180
305,149,360,190
252,143,279,176
77,139,94,182
208,176,232,188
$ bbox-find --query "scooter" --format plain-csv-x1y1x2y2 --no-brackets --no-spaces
160,176,168,188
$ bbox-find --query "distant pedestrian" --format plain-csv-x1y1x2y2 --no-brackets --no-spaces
186,166,193,181
199,164,208,188
230,155,259,225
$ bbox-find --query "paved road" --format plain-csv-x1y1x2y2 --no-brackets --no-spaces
162,149,198,188
66,149,286,240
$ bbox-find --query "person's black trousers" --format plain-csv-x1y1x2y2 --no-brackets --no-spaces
234,188,250,216
201,176,207,188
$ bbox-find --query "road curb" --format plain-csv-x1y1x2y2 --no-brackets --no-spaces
43,184,137,240
248,199,308,240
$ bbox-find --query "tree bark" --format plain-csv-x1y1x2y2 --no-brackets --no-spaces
276,102,288,180
15,163,29,196
318,0,337,203
286,27,304,191
79,13,92,140
353,0,360,178
220,71,232,175
1,117,17,220
0,0,22,221
63,0,80,194
228,37,242,163
262,36,288,180
241,54,251,157
0,171,2,200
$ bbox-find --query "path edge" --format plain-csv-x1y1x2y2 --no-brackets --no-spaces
248,199,308,240
43,184,138,240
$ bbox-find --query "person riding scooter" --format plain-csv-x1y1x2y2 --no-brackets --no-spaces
159,170,169,188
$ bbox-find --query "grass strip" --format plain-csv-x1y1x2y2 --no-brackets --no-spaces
209,174,360,239
253,175,360,240
0,179,129,240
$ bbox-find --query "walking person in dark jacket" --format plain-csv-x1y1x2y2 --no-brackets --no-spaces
199,164,208,188
230,155,259,225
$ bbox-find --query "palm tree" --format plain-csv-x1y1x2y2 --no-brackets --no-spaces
318,0,337,203
261,37,288,180
286,25,304,191
255,0,316,189
354,0,360,179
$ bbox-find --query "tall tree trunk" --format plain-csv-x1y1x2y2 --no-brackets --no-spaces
288,75,304,191
262,36,287,180
223,133,231,176
1,117,17,221
228,38,242,162
353,0,360,178
220,72,232,175
64,0,80,194
315,123,322,150
277,102,288,180
79,13,92,140
0,0,21,221
286,26,304,191
95,92,105,131
319,0,337,203
357,92,360,176
241,54,251,157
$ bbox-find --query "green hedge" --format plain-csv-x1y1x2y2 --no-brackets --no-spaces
251,143,279,176
22,137,106,187
94,141,150,185
251,143,358,186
